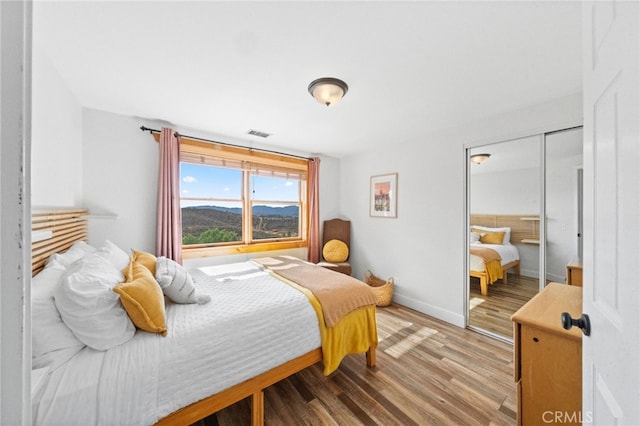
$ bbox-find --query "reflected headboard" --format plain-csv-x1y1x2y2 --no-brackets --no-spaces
470,213,540,244
31,209,88,276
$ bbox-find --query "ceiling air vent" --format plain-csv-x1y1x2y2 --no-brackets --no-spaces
247,129,271,138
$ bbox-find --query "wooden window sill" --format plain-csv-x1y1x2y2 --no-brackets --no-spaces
182,240,307,259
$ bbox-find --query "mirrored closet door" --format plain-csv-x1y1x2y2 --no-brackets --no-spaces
466,126,583,341
544,127,583,286
467,136,542,340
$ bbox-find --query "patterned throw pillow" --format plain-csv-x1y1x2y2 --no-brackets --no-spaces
155,256,210,304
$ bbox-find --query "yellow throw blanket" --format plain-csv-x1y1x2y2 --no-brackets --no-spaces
470,246,503,284
254,256,378,327
254,256,378,375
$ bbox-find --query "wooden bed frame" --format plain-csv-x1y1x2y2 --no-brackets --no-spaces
469,213,535,296
31,209,377,426
157,347,376,426
470,260,521,296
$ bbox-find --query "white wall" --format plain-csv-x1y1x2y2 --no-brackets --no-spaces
470,167,540,278
339,93,582,327
471,168,540,215
31,48,83,207
81,109,159,252
545,162,581,281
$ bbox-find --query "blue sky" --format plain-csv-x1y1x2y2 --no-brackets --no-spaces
180,163,299,207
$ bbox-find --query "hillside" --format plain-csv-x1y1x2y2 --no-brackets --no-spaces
182,205,299,243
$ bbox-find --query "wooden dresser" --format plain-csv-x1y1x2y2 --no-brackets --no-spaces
566,257,583,286
512,283,583,426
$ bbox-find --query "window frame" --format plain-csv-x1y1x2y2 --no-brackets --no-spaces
178,138,309,259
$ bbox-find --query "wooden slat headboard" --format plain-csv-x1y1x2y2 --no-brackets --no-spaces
470,213,540,244
32,209,88,276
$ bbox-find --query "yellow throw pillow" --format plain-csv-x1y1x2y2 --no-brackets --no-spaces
323,239,349,263
114,262,167,336
132,250,158,276
479,231,505,245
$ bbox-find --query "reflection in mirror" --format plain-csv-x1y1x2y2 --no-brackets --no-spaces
468,136,541,340
545,127,583,285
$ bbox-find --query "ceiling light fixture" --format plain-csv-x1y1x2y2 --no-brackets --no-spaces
308,77,349,106
470,153,491,164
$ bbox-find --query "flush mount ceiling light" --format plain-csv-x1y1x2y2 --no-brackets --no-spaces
470,153,491,164
308,77,349,106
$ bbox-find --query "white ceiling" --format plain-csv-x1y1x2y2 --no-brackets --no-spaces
33,1,582,158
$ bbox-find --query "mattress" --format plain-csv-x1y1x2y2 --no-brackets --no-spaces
33,261,321,425
469,243,519,272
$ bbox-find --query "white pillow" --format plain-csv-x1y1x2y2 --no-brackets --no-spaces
46,240,96,268
471,225,511,245
155,256,210,304
54,253,135,351
469,231,482,244
97,240,130,271
31,261,85,369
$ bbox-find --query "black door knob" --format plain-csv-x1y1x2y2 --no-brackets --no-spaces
561,312,591,336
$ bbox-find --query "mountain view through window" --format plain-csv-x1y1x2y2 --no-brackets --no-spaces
180,163,301,245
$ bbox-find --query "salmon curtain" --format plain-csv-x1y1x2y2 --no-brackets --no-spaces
307,157,321,263
156,127,183,264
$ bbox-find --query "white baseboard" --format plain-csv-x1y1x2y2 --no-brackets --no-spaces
392,293,465,328
519,268,540,279
546,272,565,283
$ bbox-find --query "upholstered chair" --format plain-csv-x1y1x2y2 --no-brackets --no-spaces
317,218,352,275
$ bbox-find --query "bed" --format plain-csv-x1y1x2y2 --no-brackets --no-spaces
469,242,521,296
30,209,378,425
469,222,521,296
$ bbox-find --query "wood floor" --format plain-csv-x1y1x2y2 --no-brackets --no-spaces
469,273,539,339
194,304,516,426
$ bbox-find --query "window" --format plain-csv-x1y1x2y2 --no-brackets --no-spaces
250,173,300,240
180,163,243,245
179,139,308,257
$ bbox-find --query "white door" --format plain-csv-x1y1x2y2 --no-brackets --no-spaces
582,1,639,424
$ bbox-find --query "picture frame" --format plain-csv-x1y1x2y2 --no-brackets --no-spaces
370,173,398,218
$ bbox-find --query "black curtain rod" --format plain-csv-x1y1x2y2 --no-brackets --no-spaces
139,126,313,161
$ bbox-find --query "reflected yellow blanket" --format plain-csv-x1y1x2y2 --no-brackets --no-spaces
484,259,504,284
470,246,503,284
266,271,378,376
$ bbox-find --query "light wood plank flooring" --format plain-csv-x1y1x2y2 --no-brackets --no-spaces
469,273,539,339
195,304,516,425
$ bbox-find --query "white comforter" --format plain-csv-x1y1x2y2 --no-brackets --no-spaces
469,243,520,272
33,261,321,425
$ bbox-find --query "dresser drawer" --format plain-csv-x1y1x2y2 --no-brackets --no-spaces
520,325,582,425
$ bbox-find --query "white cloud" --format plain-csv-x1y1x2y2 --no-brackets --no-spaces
182,190,189,194
183,176,197,183
285,181,293,187
224,187,230,192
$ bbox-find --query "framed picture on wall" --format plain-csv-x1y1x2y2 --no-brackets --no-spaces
370,173,398,218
